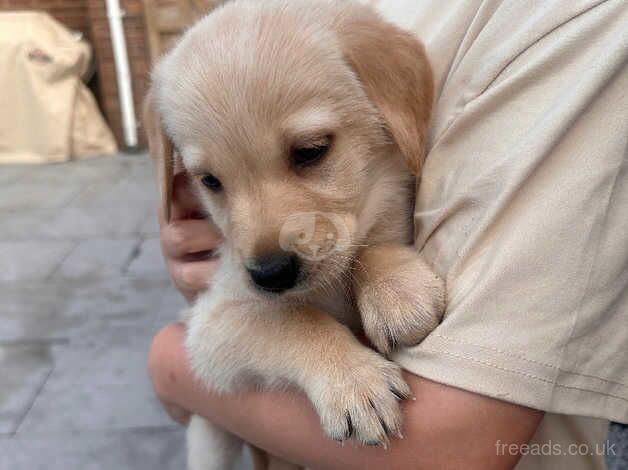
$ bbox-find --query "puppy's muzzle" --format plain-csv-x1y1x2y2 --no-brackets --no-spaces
247,253,301,293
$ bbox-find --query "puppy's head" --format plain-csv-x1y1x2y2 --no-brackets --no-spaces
145,0,433,297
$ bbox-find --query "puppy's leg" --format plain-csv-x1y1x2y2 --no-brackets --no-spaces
281,308,411,446
187,300,410,447
354,244,445,355
187,414,242,470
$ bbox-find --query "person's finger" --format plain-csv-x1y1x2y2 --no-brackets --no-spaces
171,172,204,221
161,219,223,258
169,259,220,296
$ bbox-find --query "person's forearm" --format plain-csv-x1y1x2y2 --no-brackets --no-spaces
149,324,543,470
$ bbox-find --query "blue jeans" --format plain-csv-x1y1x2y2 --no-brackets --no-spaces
607,422,628,470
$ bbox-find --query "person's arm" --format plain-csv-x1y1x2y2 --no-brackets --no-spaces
149,323,542,470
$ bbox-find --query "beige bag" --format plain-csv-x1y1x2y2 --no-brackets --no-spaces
0,12,117,164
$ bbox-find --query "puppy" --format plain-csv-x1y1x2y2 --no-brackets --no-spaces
144,1,445,468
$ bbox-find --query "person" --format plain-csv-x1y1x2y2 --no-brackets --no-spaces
148,1,628,468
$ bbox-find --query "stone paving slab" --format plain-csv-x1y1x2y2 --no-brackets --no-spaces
0,428,187,470
0,241,75,281
0,166,29,186
0,277,177,342
0,206,151,243
0,210,55,242
55,238,139,279
0,427,254,470
72,172,157,211
18,323,173,433
0,343,54,434
37,204,153,240
127,237,167,275
0,182,83,211
139,212,161,237
19,157,129,183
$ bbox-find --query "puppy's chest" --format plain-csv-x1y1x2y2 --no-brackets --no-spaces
310,281,360,330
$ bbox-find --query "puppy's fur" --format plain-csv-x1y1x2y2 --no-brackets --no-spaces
145,1,444,468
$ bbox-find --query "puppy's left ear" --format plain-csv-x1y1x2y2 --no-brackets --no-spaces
335,7,434,175
143,87,174,222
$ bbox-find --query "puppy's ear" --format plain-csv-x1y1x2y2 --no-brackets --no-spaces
143,88,174,222
335,9,434,175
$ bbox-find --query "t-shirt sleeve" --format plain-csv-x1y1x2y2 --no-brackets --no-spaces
391,0,628,423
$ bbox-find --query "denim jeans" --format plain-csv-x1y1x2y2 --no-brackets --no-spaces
607,422,628,470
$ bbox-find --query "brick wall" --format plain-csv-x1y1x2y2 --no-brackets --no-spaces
0,0,151,148
0,0,89,35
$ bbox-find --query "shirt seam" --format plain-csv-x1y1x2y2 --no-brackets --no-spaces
434,333,628,390
421,346,628,405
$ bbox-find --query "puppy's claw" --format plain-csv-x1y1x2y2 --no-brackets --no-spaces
385,328,397,353
369,398,389,436
357,258,446,356
390,386,409,401
345,412,354,439
315,349,408,448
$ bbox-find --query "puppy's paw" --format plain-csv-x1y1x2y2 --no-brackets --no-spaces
357,264,445,355
313,349,410,446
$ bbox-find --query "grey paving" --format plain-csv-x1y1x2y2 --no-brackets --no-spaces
56,238,139,279
0,182,82,211
0,165,28,186
139,212,160,237
0,429,254,470
0,343,54,434
0,428,187,470
0,241,75,281
0,154,253,469
127,237,167,275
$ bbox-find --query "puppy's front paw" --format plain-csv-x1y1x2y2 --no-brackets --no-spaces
357,262,445,355
313,349,410,446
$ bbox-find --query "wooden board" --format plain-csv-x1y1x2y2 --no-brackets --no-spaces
142,0,221,62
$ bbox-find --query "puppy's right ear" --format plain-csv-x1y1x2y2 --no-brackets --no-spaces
333,6,434,176
143,88,174,222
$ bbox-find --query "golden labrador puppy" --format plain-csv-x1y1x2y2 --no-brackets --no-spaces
144,1,445,468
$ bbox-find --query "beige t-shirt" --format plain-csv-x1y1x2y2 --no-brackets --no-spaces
363,0,628,469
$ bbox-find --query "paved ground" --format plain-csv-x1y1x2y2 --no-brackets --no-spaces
0,154,252,470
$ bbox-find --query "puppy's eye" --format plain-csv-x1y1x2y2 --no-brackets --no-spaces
201,174,223,192
292,138,331,167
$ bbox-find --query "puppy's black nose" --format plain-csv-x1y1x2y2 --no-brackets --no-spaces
248,254,300,293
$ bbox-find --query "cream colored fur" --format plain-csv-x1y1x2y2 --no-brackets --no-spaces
144,1,444,468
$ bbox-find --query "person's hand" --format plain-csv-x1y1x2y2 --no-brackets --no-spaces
159,172,223,303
